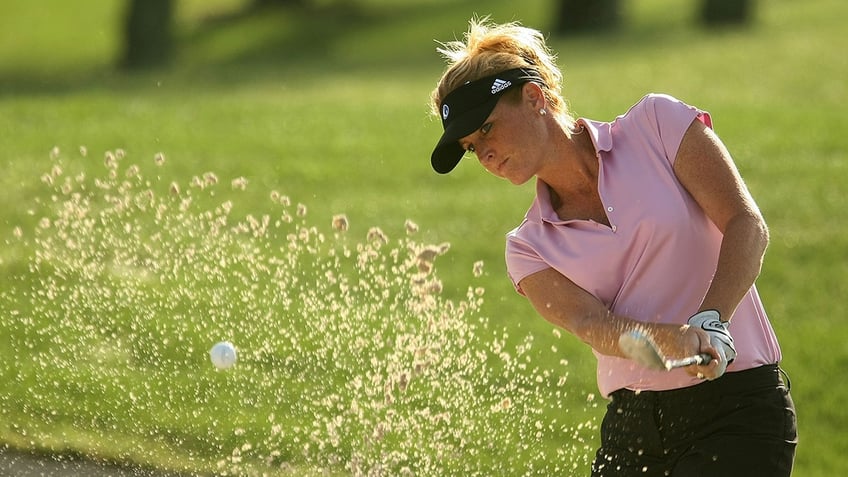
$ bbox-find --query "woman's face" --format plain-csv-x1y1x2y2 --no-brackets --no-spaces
458,87,546,185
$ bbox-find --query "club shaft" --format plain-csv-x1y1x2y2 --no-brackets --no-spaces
665,353,712,369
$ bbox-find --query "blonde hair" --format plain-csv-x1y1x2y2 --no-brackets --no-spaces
430,17,574,127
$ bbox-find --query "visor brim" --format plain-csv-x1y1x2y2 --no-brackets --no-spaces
430,98,500,174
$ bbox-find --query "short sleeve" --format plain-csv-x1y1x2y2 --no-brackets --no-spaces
643,93,712,166
505,229,550,295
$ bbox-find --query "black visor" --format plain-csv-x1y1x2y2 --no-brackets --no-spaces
431,67,544,174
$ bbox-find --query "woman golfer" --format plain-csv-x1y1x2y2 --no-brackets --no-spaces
429,18,797,477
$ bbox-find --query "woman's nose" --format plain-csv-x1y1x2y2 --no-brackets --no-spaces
476,149,495,166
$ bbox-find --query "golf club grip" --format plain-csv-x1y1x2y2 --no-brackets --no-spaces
697,353,712,365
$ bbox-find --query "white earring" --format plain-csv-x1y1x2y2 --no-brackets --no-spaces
539,108,547,116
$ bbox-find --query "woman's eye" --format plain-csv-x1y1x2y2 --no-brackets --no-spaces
481,123,492,135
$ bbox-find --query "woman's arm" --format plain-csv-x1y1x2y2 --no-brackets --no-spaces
519,268,713,364
673,119,769,321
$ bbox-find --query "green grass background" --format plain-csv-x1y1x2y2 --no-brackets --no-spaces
1,0,846,475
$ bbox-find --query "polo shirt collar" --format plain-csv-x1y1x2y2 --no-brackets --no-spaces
579,118,613,153
526,118,613,224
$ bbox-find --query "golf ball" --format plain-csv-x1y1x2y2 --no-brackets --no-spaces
209,341,237,370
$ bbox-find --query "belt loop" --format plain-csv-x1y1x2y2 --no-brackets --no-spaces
778,366,792,392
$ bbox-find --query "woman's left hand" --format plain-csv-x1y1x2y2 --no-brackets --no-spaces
687,310,737,380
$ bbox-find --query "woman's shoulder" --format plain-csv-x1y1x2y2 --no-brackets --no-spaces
620,93,692,119
612,93,707,133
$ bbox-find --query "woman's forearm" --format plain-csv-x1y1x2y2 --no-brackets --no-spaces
699,210,769,321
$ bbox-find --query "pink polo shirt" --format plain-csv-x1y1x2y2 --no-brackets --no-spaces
505,94,782,398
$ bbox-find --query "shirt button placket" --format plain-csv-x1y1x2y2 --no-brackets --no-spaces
606,206,616,232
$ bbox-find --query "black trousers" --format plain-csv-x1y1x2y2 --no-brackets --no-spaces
591,364,797,477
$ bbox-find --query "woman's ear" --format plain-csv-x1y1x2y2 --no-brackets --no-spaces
522,82,546,110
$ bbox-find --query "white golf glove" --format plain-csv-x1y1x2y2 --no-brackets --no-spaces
687,310,736,379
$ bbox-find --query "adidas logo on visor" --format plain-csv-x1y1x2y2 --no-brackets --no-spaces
491,78,512,94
